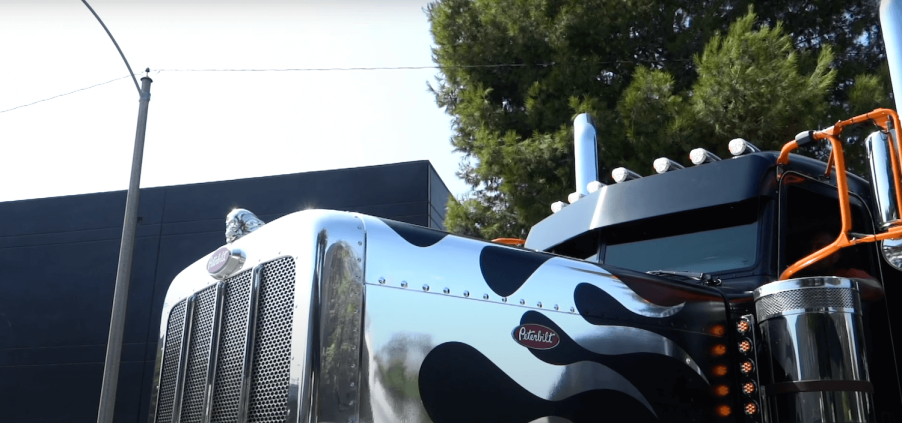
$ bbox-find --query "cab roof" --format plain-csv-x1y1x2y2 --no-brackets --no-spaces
524,152,871,252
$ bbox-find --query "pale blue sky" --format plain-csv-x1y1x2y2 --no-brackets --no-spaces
0,0,469,203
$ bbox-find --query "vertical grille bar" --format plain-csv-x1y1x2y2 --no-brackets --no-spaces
201,282,226,423
180,286,217,423
154,300,188,423
210,270,252,422
236,265,264,423
247,257,296,423
172,294,197,423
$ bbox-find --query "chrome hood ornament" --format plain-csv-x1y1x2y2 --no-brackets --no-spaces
225,208,265,243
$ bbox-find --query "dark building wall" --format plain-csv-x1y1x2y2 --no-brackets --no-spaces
0,161,450,423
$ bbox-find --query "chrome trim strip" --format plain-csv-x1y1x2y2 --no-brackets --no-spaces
753,277,856,298
172,294,196,423
150,305,176,423
201,282,226,423
236,265,264,423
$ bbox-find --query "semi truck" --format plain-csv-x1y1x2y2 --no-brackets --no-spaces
145,7,902,423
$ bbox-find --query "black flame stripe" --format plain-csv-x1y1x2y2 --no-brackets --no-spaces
479,245,554,297
478,246,712,318
377,218,448,247
573,283,725,337
520,311,715,419
418,342,658,423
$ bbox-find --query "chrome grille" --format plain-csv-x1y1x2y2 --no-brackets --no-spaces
248,257,297,423
211,270,253,423
180,286,217,422
156,300,187,423
154,257,296,423
756,287,860,321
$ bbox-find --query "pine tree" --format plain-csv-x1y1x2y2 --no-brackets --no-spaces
428,0,891,239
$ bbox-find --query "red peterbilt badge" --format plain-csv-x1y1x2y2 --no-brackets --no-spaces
512,324,560,350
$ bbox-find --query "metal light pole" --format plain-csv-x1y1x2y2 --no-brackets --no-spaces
96,74,152,423
80,1,153,422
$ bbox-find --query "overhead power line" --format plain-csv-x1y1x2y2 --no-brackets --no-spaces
155,63,557,72
0,53,874,114
0,74,134,114
0,63,555,114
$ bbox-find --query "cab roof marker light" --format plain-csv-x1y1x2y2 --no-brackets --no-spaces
728,138,760,156
612,167,642,183
586,180,605,193
653,157,684,174
689,148,721,165
567,192,584,204
551,201,567,213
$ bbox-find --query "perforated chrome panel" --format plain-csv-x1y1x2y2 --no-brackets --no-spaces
156,300,187,423
211,269,252,423
756,287,860,321
248,257,297,423
154,257,297,423
180,286,217,422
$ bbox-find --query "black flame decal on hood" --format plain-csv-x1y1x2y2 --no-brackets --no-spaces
378,218,448,247
519,311,711,417
479,246,553,297
418,342,658,423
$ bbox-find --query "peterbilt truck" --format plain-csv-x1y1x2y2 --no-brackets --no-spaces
146,102,902,423
145,13,902,423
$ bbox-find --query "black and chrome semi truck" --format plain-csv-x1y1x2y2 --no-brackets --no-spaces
146,6,902,423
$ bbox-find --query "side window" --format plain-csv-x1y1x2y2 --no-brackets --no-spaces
781,177,878,279
549,230,600,262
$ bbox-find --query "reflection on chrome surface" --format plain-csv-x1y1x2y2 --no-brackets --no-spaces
553,318,706,383
754,277,873,423
364,217,685,320
361,288,658,422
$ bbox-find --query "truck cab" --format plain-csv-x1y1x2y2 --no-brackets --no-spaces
530,145,902,422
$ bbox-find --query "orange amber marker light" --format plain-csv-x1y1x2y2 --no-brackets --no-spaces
738,339,752,354
715,385,730,396
740,360,755,375
737,320,750,334
716,405,732,417
744,402,758,416
713,365,728,377
711,325,726,336
712,344,727,356
742,381,756,395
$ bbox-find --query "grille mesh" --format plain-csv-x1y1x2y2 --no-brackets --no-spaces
248,257,297,423
180,286,217,422
156,257,296,423
756,288,860,321
210,269,253,423
156,300,187,423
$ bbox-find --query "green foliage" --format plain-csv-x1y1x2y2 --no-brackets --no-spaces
691,10,836,152
431,0,890,239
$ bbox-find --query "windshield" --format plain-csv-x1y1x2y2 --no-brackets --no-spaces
604,222,758,273
601,200,760,274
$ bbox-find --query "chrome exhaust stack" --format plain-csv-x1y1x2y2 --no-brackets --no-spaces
876,0,902,270
573,114,599,197
882,0,902,112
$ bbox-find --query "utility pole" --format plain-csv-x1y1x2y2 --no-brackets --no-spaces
79,2,153,422
96,73,152,423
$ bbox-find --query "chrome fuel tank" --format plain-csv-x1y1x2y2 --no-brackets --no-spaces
754,278,879,423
